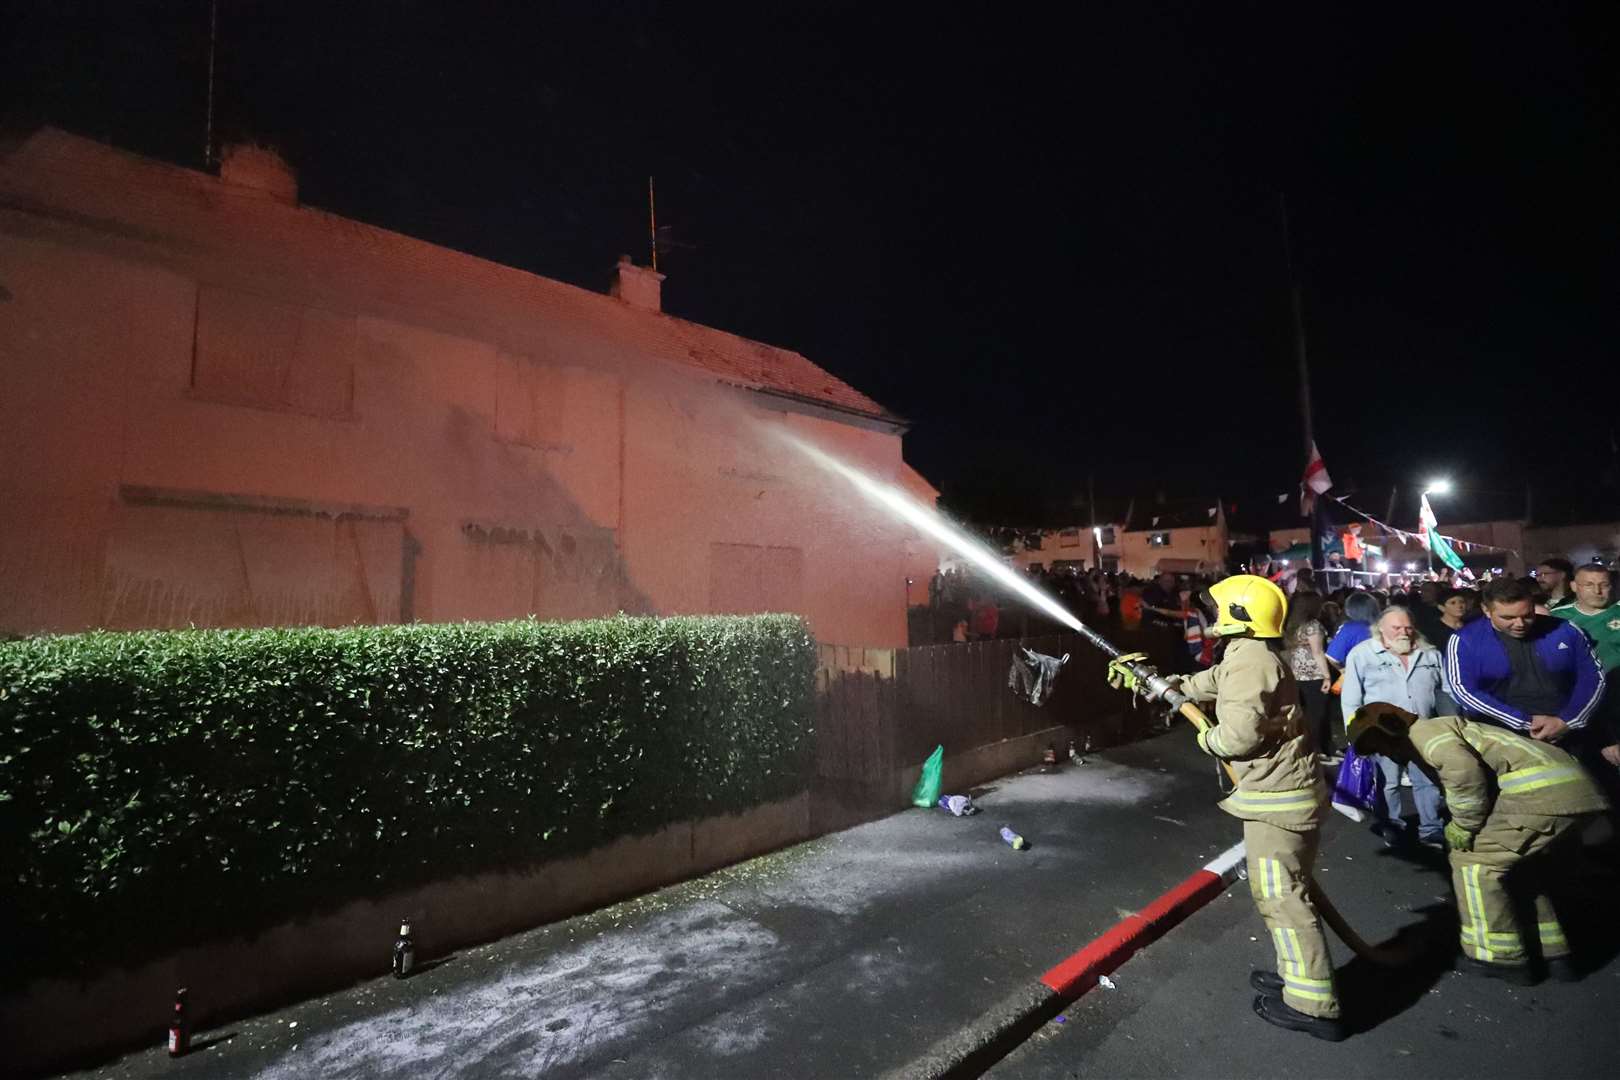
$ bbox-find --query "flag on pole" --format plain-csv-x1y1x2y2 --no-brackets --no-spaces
1419,494,1467,572
1300,441,1332,514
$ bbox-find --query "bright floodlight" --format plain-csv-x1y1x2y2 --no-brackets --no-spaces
1424,478,1452,496
1378,561,1392,572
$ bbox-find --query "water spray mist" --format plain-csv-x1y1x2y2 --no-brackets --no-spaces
767,429,1087,633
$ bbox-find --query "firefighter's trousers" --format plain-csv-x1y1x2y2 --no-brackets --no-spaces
1245,819,1340,1018
1451,813,1585,966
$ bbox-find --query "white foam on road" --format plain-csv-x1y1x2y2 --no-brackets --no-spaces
256,901,782,1079
981,759,1178,807
740,846,985,917
238,756,1184,1078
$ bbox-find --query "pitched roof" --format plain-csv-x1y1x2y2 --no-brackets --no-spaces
0,128,901,427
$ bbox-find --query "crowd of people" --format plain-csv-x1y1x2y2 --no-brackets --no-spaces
922,564,1221,648
1277,559,1619,845
922,554,1620,850
1156,567,1620,1040
921,551,1620,1036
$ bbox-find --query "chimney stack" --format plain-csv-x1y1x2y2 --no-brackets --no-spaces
218,144,297,205
609,254,664,313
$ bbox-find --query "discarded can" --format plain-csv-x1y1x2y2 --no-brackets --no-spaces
167,988,190,1057
999,825,1028,850
392,919,415,979
1042,744,1058,766
938,794,977,816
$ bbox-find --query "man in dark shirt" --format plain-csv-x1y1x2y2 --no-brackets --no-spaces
1537,557,1575,610
1446,578,1605,744
1497,632,1569,718
1141,571,1192,672
1141,571,1183,630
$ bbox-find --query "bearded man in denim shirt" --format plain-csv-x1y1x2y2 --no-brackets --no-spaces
1341,606,1453,847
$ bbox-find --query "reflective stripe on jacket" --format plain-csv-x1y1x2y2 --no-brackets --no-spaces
1409,716,1608,833
1182,637,1324,830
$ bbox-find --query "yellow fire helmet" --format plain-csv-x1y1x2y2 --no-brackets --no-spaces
1206,574,1288,639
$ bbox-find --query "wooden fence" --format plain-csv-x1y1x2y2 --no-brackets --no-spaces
812,629,1179,824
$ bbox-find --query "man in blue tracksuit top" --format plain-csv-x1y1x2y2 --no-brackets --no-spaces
1445,577,1605,744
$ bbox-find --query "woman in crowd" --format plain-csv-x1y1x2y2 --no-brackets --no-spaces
1283,590,1337,757
1318,599,1344,637
1324,591,1382,674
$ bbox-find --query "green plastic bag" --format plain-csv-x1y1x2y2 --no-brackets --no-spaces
912,744,944,808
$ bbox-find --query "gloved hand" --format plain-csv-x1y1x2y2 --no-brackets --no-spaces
1106,653,1152,694
1443,821,1475,852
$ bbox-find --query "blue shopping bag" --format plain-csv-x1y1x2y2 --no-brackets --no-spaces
1331,744,1377,822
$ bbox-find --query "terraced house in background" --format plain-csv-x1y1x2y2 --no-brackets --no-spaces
0,128,938,648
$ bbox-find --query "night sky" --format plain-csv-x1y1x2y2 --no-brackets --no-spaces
6,2,1617,527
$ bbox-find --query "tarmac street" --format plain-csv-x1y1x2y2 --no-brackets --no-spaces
55,728,1620,1079
992,792,1620,1079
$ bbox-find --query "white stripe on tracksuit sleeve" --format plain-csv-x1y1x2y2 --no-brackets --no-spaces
1563,631,1606,730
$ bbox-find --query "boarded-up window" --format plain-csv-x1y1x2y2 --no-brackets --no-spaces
192,285,355,416
708,543,804,615
494,352,567,447
460,522,623,621
100,498,404,629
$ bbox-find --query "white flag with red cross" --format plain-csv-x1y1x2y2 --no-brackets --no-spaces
1300,441,1332,514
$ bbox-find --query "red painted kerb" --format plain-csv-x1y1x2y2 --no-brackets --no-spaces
1041,841,1247,997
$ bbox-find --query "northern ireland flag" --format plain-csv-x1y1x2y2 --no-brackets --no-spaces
1300,441,1332,515
1420,494,1467,573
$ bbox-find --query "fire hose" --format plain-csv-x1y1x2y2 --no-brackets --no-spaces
1078,629,1412,968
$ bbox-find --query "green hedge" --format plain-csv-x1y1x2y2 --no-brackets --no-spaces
0,614,816,987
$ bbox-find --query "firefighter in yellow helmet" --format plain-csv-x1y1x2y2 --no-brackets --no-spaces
1349,701,1607,983
1177,574,1342,1038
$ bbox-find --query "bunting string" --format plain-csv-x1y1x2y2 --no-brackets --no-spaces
1326,494,1520,558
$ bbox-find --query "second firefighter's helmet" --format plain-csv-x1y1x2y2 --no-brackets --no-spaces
1205,574,1288,639
1345,701,1419,754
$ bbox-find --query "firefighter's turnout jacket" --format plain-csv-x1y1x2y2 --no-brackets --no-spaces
1182,637,1326,830
1409,715,1606,966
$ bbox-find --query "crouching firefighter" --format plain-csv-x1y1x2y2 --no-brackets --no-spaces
1111,574,1342,1040
1348,701,1608,984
